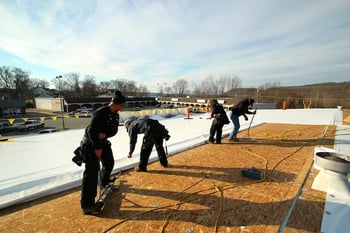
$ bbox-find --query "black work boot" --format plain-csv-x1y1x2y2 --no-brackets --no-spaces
82,204,101,215
134,166,147,172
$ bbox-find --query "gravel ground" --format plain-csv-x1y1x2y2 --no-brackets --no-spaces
0,123,334,233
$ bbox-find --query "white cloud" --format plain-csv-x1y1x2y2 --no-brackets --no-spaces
0,0,350,91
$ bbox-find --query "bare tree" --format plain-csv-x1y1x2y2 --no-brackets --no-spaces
137,84,149,97
99,81,113,93
218,74,233,95
190,81,202,96
228,75,242,90
14,68,33,98
66,73,80,91
259,81,280,91
0,66,16,97
125,81,138,96
164,86,172,96
111,79,129,94
201,75,220,96
30,78,50,89
0,67,32,99
107,79,144,96
51,75,71,97
173,78,188,96
201,76,213,97
81,75,98,97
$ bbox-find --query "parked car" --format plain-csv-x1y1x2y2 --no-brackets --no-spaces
75,110,93,118
68,110,80,116
76,107,93,112
0,122,16,134
39,128,58,134
16,120,45,131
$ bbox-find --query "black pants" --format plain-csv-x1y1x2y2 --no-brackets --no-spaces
209,120,224,144
139,130,168,171
80,141,114,208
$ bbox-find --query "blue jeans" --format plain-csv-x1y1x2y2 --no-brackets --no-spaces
229,112,240,139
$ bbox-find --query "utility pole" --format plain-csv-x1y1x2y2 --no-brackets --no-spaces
56,75,65,130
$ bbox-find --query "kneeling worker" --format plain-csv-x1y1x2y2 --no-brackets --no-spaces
124,117,170,172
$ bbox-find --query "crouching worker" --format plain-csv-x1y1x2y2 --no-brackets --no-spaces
124,117,170,172
80,90,125,215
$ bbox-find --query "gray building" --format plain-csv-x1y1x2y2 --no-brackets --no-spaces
34,96,159,112
0,99,27,117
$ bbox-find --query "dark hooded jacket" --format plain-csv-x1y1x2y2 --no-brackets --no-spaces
229,98,255,117
85,106,119,150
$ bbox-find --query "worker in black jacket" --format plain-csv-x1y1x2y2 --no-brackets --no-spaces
207,99,229,144
80,90,125,215
228,97,256,141
124,117,170,172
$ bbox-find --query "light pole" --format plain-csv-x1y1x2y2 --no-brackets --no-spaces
157,83,162,96
256,89,260,103
157,82,167,97
56,75,65,130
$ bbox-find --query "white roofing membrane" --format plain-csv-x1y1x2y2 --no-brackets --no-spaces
0,108,349,232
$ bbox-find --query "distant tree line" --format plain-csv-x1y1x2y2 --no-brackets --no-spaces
53,72,149,98
0,66,149,99
226,81,350,109
160,74,242,97
1,65,349,108
0,65,243,99
0,66,34,99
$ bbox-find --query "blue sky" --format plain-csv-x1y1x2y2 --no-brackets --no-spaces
0,0,349,92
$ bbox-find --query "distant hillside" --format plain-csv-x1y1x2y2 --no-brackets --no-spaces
226,81,350,109
158,81,349,109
